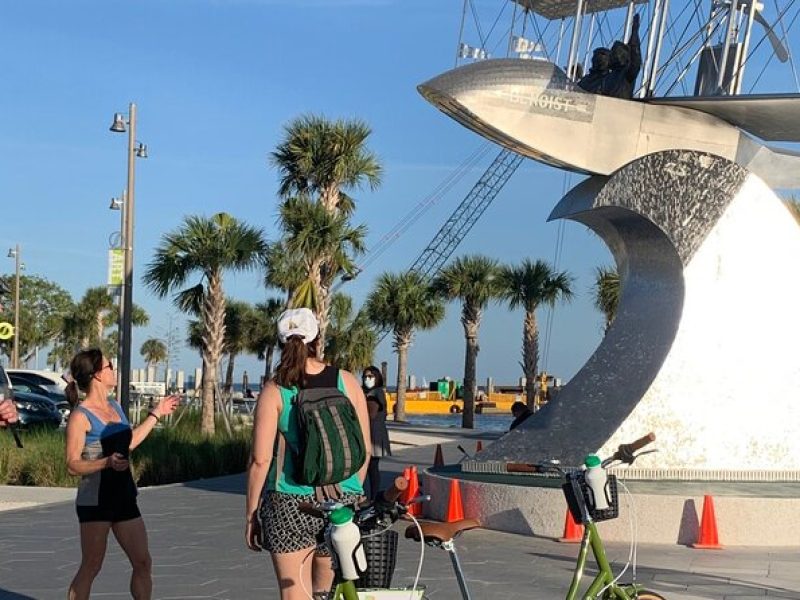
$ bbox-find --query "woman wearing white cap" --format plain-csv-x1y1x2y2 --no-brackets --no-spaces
245,307,371,599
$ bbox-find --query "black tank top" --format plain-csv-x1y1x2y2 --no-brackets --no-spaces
304,365,338,389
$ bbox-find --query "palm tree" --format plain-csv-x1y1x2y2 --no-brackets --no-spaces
593,266,620,334
365,271,444,422
101,306,149,359
433,255,501,428
247,298,284,383
80,287,115,347
221,300,256,395
326,293,377,373
140,339,167,378
53,290,148,364
278,196,366,353
498,259,573,408
270,114,382,214
270,115,381,353
143,213,267,436
263,241,306,304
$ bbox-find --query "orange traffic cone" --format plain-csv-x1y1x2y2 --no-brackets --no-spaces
476,440,483,453
692,495,723,549
407,466,422,516
445,478,465,522
557,507,584,543
400,467,412,504
433,444,445,467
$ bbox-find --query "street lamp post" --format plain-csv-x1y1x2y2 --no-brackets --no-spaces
6,245,21,368
110,191,126,395
110,104,147,414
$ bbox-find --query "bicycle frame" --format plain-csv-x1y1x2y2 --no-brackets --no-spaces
332,580,360,600
566,521,644,600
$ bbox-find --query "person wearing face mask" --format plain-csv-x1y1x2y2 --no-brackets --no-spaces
362,366,391,500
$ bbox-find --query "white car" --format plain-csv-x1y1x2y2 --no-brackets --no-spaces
6,369,68,395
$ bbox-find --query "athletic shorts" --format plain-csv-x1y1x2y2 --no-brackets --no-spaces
76,500,141,524
258,491,361,555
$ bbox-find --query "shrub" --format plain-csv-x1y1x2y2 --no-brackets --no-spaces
0,410,252,487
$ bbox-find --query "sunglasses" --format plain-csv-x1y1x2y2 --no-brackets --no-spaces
102,361,115,372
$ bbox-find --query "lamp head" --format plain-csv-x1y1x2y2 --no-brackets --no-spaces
110,197,123,210
110,113,127,133
135,143,148,159
7,249,16,259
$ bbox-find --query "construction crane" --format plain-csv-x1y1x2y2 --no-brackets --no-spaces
409,148,523,279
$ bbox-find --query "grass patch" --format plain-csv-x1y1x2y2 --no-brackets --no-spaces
0,410,252,488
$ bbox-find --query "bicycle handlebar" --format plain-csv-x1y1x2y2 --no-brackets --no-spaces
626,432,656,453
381,476,408,504
297,476,411,524
606,432,656,466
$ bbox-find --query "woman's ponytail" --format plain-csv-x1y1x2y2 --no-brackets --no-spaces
275,336,309,389
65,348,104,406
65,380,80,408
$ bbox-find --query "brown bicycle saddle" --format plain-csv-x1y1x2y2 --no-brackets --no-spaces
404,519,481,543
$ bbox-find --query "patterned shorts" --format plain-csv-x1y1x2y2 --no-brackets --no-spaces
258,491,361,555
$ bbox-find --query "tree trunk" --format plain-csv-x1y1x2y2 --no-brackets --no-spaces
461,307,481,429
200,269,226,436
224,353,236,395
305,256,331,360
317,280,330,360
316,184,340,355
523,308,539,409
320,184,340,213
95,311,105,347
263,345,275,382
394,333,411,422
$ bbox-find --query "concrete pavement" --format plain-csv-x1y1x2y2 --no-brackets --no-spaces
0,424,797,599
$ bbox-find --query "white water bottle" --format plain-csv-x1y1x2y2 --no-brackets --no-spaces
329,506,367,580
584,454,609,510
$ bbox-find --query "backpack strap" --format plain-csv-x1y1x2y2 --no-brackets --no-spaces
275,430,287,491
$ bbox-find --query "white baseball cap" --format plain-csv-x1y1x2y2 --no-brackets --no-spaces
277,308,319,344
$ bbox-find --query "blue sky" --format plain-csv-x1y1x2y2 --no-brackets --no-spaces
1,0,797,388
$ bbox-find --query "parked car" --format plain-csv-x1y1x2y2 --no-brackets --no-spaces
0,364,12,402
11,390,62,429
7,376,70,425
6,369,67,395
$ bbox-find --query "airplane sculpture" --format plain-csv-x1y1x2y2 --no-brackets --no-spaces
418,57,800,189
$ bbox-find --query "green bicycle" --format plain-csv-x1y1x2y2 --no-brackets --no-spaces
556,432,666,600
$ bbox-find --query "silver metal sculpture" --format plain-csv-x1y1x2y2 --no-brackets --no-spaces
419,1,800,473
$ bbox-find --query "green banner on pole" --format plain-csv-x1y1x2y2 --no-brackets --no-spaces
108,249,124,287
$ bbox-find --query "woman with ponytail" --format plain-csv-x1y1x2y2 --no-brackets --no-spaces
64,349,179,600
245,308,372,600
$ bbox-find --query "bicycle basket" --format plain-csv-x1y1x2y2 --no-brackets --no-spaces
355,529,399,589
562,472,619,523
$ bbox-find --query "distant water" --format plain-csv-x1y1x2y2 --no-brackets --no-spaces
401,413,510,433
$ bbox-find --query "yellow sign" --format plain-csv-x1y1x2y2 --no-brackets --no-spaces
107,249,124,287
0,322,14,340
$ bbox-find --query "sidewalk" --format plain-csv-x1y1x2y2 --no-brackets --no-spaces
0,485,73,512
0,426,797,599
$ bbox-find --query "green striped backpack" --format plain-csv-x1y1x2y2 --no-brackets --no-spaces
291,386,366,491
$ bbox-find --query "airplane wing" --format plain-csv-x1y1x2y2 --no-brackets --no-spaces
513,0,647,20
647,94,800,142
